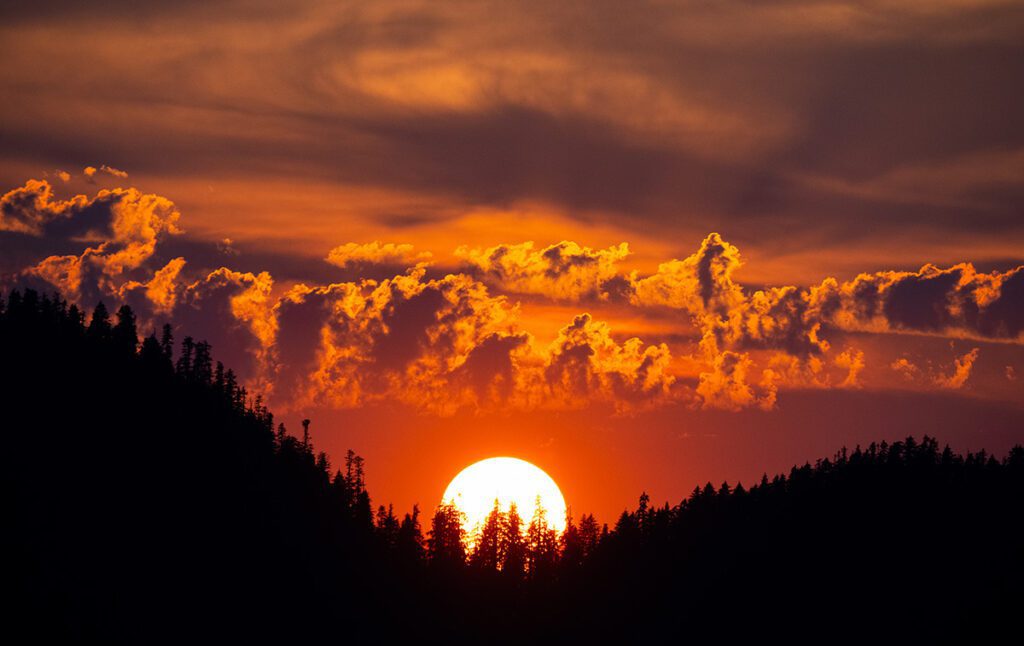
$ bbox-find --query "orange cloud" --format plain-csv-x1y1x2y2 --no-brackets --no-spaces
696,347,759,412
834,348,866,388
6,177,1019,415
633,233,828,358
174,267,276,384
544,313,676,411
808,263,1024,342
273,268,526,412
935,348,980,390
456,240,630,301
326,241,432,269
1,179,86,235
119,257,187,315
890,357,920,381
11,181,180,306
272,268,675,414
84,165,128,182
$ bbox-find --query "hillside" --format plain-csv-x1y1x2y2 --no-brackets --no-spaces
3,290,1022,643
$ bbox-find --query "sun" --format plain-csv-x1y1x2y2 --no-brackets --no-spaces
442,457,567,540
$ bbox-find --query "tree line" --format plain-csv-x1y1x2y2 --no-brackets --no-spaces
3,290,1023,643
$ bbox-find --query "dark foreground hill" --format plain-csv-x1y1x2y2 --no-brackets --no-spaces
3,290,1023,643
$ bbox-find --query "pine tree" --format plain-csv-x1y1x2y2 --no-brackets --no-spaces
376,504,400,549
427,502,466,569
578,513,601,560
502,502,525,578
526,497,559,578
87,301,112,341
470,499,504,572
176,336,194,377
560,510,583,570
396,505,425,566
159,323,174,361
192,341,213,384
112,305,138,355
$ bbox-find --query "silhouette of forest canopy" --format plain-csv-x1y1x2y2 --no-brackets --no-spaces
3,290,1023,643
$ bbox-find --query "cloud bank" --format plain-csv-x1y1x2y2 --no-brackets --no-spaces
2,178,1020,414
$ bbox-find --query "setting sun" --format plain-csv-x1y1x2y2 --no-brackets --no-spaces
442,457,568,539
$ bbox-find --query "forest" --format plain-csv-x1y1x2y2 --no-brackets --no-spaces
3,290,1023,643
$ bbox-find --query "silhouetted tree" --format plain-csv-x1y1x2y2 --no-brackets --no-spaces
176,335,194,377
139,333,165,371
396,505,425,567
577,513,601,560
470,500,504,572
560,511,583,571
159,323,174,359
112,305,138,355
87,301,111,341
428,502,466,570
502,502,526,579
526,497,559,578
192,341,213,384
376,504,401,549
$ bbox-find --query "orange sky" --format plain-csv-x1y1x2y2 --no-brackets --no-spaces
2,0,1023,522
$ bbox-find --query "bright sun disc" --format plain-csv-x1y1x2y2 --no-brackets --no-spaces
442,457,567,540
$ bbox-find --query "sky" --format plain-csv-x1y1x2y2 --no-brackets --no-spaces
2,0,1023,522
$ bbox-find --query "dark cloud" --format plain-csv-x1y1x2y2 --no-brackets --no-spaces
0,0,275,24
3,0,1022,261
810,263,1024,342
173,268,274,383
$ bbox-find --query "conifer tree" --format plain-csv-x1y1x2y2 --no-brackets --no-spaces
526,497,559,578
112,305,138,355
502,502,525,578
470,499,504,572
427,502,467,569
87,301,112,341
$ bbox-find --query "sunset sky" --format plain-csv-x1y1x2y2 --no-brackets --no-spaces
2,0,1023,521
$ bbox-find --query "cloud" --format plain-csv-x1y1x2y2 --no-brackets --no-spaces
100,164,128,178
173,267,276,383
890,357,920,381
628,234,1023,391
84,165,128,182
544,313,675,411
935,347,980,390
5,0,1022,265
216,238,240,257
633,233,829,358
696,348,759,412
272,268,532,413
272,268,677,414
4,176,1020,414
809,263,1024,342
456,240,630,301
834,348,865,389
119,256,187,316
7,180,181,306
1,179,86,235
326,241,431,269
